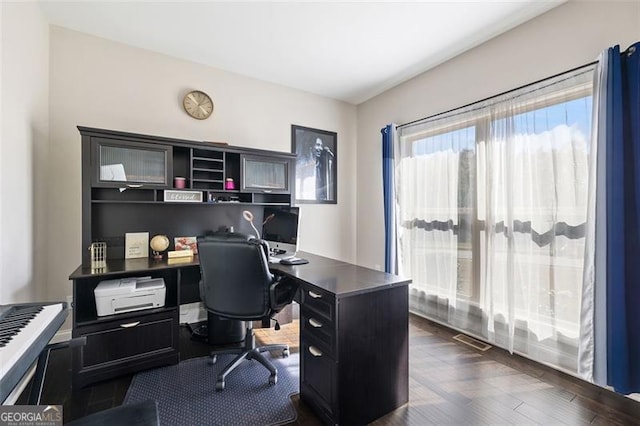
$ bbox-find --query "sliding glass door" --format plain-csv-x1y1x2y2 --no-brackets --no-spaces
398,66,595,373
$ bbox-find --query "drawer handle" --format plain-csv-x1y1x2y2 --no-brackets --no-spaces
308,318,323,328
119,321,141,328
263,189,272,193
308,291,322,299
126,184,143,188
308,346,323,357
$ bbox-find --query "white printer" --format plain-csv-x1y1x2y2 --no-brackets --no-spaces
94,276,166,316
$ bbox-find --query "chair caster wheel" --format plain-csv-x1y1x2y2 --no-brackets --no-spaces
215,380,225,391
282,348,290,358
209,355,217,365
269,374,277,385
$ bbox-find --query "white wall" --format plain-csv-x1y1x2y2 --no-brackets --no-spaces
1,3,3,304
48,27,357,306
356,0,640,270
0,3,50,304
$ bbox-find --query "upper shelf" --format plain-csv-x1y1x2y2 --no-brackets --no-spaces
90,187,291,205
79,126,296,265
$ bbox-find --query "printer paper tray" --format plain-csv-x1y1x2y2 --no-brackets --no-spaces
111,294,163,315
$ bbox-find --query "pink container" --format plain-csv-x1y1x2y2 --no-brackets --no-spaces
174,177,186,189
225,178,235,190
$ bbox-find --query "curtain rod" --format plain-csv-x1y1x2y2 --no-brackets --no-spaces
396,60,598,130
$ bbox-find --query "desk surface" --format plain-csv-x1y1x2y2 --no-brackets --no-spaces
271,252,410,298
69,251,410,298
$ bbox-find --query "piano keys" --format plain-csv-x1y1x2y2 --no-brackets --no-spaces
0,302,68,404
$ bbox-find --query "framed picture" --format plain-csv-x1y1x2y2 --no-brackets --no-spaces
125,232,149,259
291,125,337,204
174,236,198,254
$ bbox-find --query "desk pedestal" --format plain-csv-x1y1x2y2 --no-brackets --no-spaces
299,282,409,425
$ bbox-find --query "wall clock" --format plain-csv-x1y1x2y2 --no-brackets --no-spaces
183,90,214,120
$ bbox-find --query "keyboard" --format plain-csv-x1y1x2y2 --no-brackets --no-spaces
0,302,68,403
279,257,309,265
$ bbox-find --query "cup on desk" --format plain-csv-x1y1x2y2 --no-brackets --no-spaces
174,177,186,189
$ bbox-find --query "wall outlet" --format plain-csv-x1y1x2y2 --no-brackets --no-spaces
66,295,73,310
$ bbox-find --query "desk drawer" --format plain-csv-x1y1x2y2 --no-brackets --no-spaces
76,311,177,368
300,285,334,323
301,340,336,418
301,308,335,356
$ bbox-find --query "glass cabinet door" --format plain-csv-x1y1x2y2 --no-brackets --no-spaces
93,138,172,187
242,155,290,193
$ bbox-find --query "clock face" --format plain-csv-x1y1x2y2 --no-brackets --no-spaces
183,90,213,120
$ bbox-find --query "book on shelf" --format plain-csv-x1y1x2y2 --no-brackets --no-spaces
167,249,193,259
167,256,194,265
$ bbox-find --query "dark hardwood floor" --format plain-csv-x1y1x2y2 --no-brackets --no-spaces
20,314,640,425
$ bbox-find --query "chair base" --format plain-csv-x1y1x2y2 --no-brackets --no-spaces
208,326,289,391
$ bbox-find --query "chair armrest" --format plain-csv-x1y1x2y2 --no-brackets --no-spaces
269,274,299,313
199,279,206,306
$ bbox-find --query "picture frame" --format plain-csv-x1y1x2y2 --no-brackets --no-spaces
125,232,149,259
291,125,337,204
174,236,198,254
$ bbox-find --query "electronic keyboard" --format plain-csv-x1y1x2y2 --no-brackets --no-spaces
0,302,67,404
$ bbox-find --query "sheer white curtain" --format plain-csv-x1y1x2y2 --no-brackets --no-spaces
397,119,475,322
397,66,595,372
578,51,608,386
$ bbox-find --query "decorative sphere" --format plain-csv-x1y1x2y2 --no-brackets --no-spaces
150,234,170,252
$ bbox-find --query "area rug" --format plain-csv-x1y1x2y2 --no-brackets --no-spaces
123,353,299,426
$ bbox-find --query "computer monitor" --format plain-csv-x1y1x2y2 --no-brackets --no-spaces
261,206,300,258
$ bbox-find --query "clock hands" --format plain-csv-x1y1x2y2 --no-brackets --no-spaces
184,90,213,119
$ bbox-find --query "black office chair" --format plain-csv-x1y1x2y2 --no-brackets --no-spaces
197,231,298,391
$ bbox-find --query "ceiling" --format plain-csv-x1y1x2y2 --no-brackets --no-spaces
39,1,564,105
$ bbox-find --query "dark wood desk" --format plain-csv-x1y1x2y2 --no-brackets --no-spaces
69,251,410,425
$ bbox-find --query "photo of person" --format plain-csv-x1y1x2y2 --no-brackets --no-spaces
292,125,337,204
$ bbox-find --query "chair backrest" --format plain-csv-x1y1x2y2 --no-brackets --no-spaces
197,232,275,320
